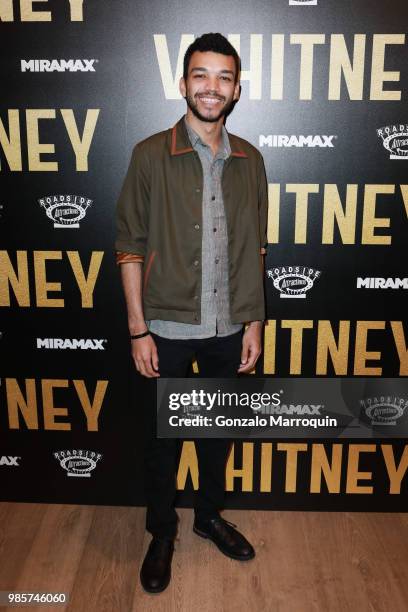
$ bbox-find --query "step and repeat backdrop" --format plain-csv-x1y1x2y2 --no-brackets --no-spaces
1,0,407,510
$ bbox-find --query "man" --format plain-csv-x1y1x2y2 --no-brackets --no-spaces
115,33,268,593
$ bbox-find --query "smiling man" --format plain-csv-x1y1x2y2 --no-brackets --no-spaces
115,33,268,593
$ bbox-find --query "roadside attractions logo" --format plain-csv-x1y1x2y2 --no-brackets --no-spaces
266,266,321,298
360,396,408,426
54,450,102,478
38,195,92,228
21,59,98,72
377,124,408,160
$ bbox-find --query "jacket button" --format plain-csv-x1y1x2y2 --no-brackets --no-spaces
194,260,199,267
194,224,200,230
196,188,201,193
194,295,199,301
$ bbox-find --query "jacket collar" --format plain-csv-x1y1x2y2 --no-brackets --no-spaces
170,116,248,158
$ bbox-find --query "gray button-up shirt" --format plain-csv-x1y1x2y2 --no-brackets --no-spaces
147,116,243,339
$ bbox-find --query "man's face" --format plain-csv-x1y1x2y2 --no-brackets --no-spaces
180,51,240,123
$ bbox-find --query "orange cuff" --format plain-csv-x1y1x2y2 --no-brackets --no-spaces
116,251,144,265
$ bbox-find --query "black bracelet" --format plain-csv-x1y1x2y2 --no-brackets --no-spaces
130,330,151,340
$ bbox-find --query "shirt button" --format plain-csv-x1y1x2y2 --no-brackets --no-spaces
211,195,215,201
215,258,219,264
214,289,217,294
194,260,199,267
194,224,200,230
213,227,217,232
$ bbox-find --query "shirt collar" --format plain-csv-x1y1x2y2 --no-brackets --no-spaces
183,115,231,159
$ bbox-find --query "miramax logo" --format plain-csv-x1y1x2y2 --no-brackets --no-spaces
260,134,335,148
266,266,321,298
37,338,107,350
38,195,92,228
377,124,408,160
21,59,97,73
54,450,102,477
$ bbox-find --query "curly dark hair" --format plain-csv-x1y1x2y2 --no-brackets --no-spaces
183,33,241,82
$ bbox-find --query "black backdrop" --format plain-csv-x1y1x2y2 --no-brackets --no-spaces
1,0,407,510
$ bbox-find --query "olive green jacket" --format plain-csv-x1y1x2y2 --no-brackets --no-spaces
115,116,268,324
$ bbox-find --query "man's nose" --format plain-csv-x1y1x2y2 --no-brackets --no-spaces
207,76,220,92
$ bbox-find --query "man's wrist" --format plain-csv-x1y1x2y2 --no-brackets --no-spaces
128,320,148,335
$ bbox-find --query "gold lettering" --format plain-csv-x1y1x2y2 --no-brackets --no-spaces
67,251,103,308
390,322,408,375
316,321,350,375
73,379,107,432
61,109,100,171
322,184,357,244
68,0,84,21
354,321,385,375
270,34,284,100
26,109,57,171
229,34,263,100
290,34,325,100
328,34,366,100
42,379,70,430
0,110,22,170
6,378,38,429
20,0,51,21
400,185,408,220
176,441,199,490
381,445,408,494
346,444,376,493
310,444,342,493
362,185,394,245
370,34,405,101
260,443,273,492
286,184,319,244
267,184,280,244
277,443,308,493
0,250,29,306
263,320,276,374
226,442,254,492
281,320,313,374
33,251,63,307
0,0,13,21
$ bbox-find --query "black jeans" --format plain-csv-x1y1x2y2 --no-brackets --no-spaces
143,329,243,539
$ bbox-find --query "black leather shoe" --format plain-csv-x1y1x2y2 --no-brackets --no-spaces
193,517,255,561
140,537,174,593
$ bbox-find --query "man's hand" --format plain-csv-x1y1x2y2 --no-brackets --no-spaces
238,321,263,373
131,334,160,378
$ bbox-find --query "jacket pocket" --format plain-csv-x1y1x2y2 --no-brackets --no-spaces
143,250,157,293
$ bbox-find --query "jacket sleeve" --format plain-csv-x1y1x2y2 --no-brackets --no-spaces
115,143,150,261
257,152,268,252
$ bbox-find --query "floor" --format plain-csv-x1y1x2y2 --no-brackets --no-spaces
0,503,407,611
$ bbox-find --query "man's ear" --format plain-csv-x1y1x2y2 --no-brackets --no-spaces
179,76,186,98
233,80,240,101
